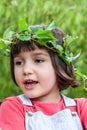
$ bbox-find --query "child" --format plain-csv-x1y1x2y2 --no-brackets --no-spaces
0,22,87,130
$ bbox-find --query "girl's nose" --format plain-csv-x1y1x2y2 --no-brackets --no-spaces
23,63,34,75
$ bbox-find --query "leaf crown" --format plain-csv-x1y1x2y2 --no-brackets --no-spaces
0,20,80,65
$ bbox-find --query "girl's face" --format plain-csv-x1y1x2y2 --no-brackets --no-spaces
14,47,60,102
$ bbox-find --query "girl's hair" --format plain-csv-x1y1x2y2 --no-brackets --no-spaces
10,26,80,91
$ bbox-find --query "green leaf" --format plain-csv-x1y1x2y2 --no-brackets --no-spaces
0,39,11,46
0,41,7,49
64,52,81,64
18,19,29,31
46,21,58,30
36,30,57,41
51,42,63,52
74,68,87,80
63,36,78,48
3,28,15,40
31,27,41,33
18,35,31,41
71,52,81,60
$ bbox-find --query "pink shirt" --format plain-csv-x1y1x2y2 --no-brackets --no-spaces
0,96,87,130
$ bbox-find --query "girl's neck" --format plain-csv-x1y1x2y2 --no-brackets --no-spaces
31,93,61,103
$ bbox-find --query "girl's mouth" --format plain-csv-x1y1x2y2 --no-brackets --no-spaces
24,79,38,89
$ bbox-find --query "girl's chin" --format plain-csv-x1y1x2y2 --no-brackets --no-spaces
24,83,37,89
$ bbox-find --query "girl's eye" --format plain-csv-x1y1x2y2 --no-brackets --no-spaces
35,59,44,63
15,61,24,65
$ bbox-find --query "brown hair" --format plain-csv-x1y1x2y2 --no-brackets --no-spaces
10,26,80,91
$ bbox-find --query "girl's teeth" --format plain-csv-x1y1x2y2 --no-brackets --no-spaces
24,81,38,86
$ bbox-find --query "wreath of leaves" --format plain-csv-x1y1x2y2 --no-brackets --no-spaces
0,19,87,88
0,20,80,65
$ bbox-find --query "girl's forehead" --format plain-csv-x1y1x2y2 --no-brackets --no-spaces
14,47,49,57
30,48,49,56
12,41,51,58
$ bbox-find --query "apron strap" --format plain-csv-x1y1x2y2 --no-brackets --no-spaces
18,94,33,106
62,95,76,107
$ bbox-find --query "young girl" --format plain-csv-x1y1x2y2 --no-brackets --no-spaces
0,23,87,130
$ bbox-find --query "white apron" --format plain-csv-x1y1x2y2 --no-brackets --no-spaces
18,94,83,130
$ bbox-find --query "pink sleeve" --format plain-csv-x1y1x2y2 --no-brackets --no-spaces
0,97,25,130
75,98,87,130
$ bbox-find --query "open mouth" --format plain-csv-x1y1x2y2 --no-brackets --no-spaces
24,79,38,88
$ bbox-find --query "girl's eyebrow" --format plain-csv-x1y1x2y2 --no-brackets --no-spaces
32,51,49,56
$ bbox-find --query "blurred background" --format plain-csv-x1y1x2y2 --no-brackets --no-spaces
0,0,87,100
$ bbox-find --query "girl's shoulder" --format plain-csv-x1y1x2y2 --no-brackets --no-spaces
74,98,87,129
74,97,87,108
2,95,22,103
74,97,87,116
0,95,24,110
